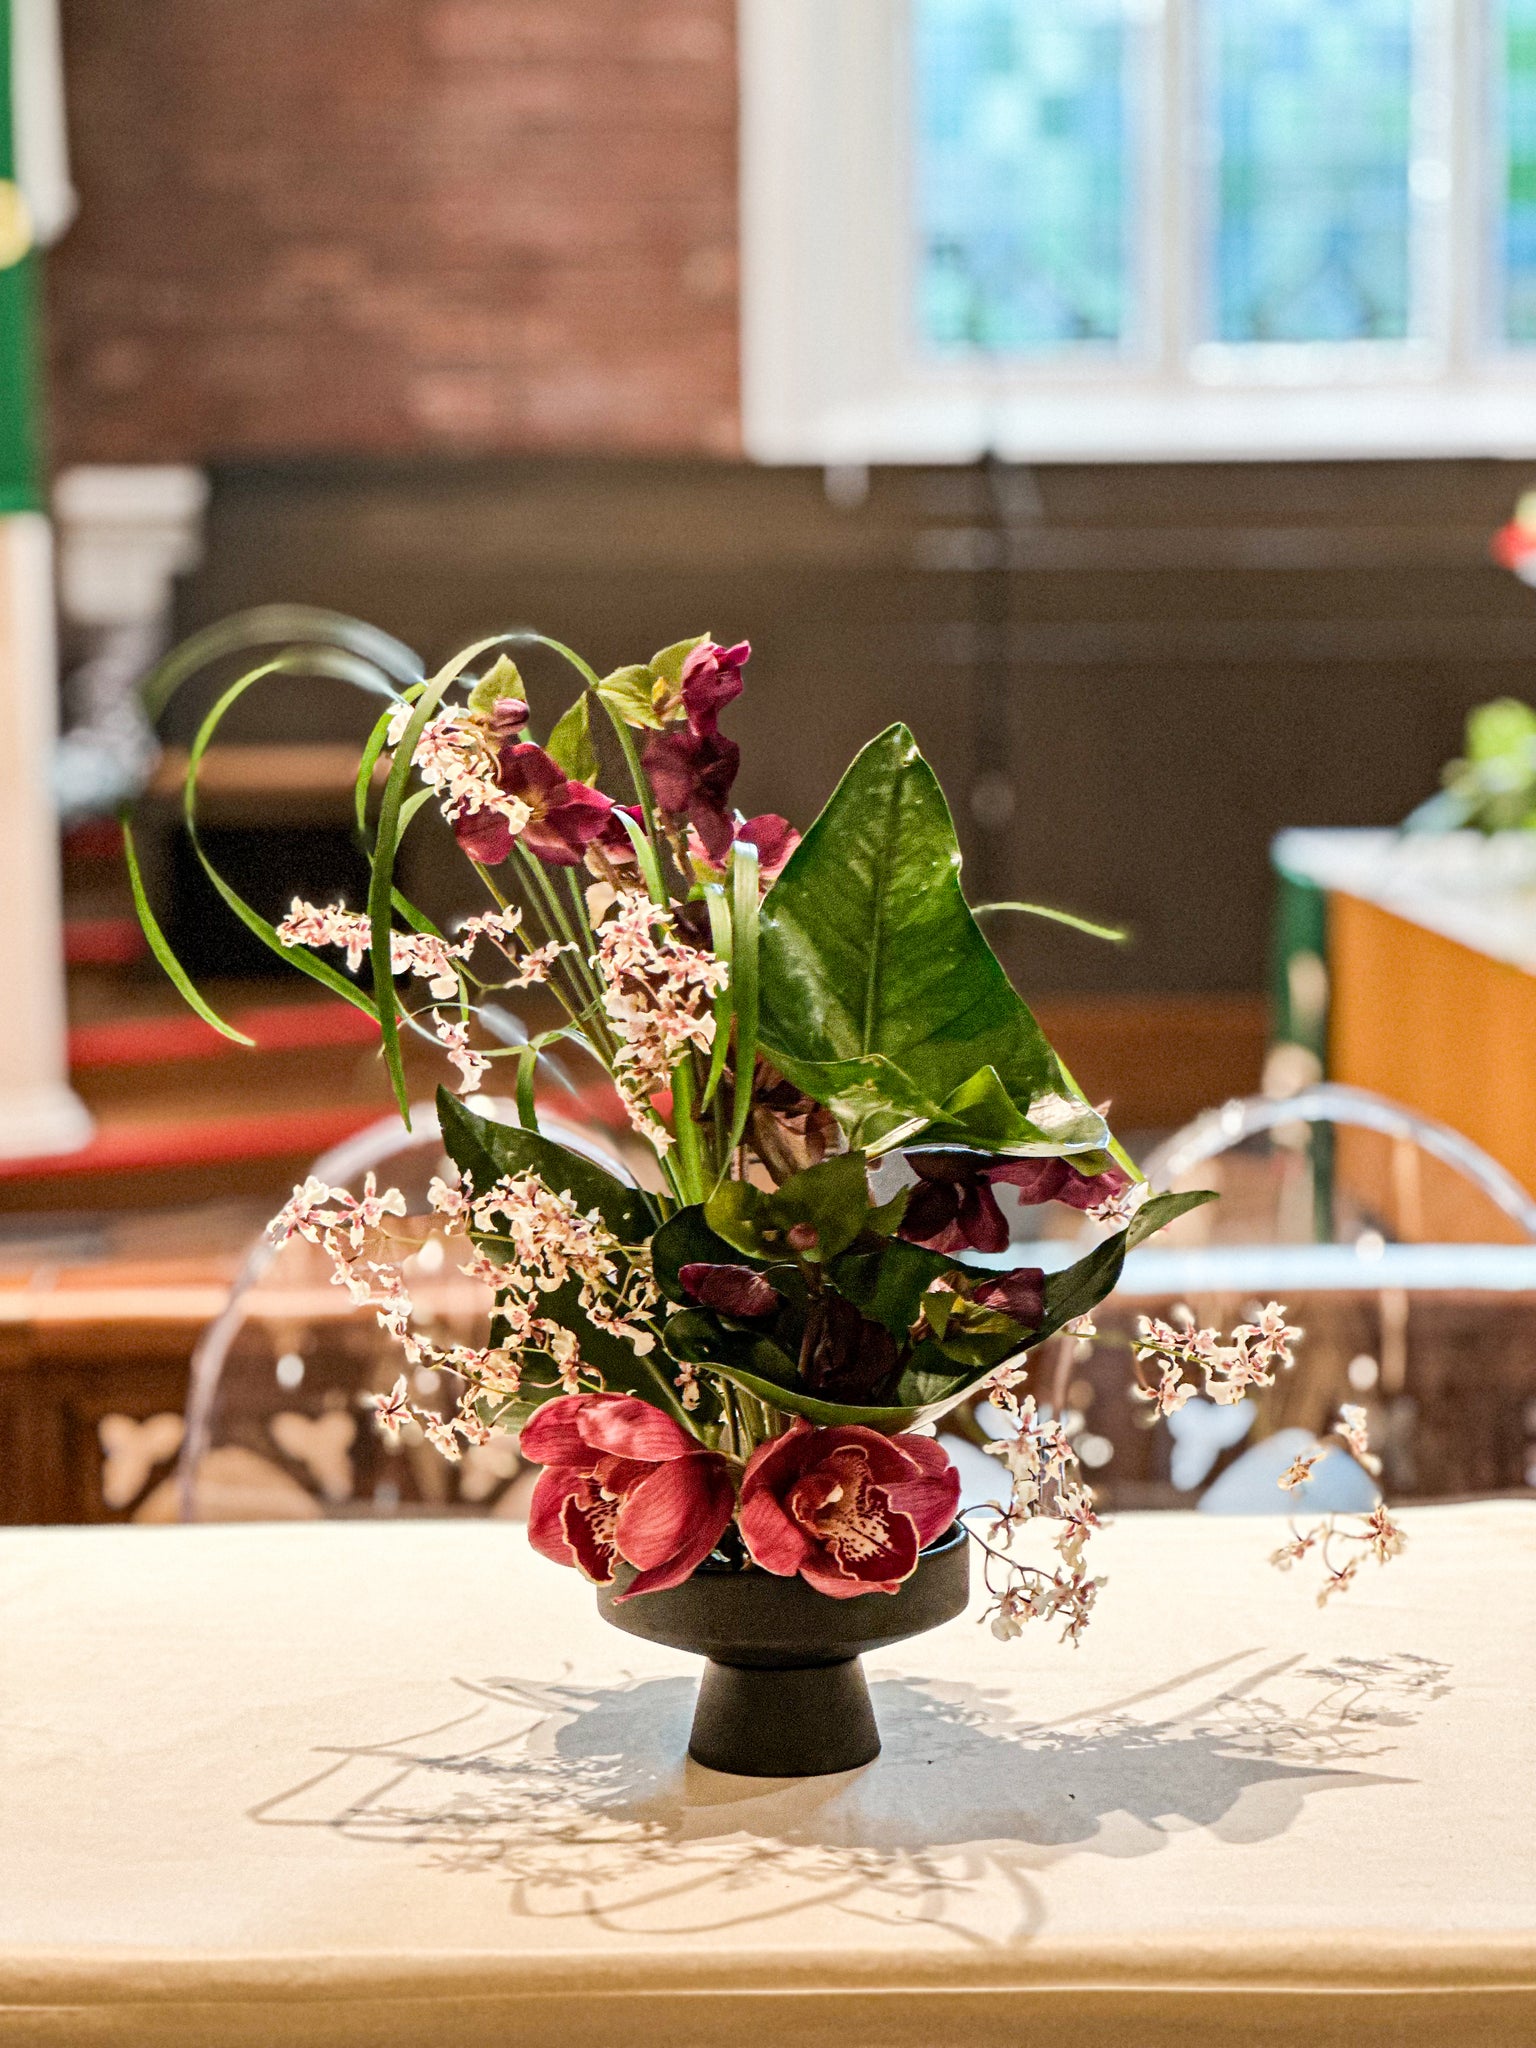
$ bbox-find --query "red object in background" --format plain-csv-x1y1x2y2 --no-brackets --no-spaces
63,917,150,967
67,1001,380,1070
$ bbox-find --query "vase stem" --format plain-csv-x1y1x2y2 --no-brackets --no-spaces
688,1656,880,1777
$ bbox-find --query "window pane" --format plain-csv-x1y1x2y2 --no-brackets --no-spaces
913,0,1139,352
1503,0,1536,343
1205,0,1415,344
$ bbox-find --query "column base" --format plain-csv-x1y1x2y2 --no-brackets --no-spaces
0,1082,94,1161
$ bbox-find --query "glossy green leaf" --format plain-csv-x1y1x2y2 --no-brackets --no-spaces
757,725,1108,1157
467,654,525,715
649,635,708,688
436,1088,651,1239
595,663,663,730
725,840,760,1161
120,817,253,1045
704,1150,874,1264
545,690,598,784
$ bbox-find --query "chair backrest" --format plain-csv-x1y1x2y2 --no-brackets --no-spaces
970,1086,1536,1514
168,1100,634,1523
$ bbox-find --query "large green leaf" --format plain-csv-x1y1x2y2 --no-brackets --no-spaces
436,1089,650,1239
756,725,1109,1156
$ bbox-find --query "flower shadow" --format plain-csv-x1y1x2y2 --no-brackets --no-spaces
249,1649,1448,1941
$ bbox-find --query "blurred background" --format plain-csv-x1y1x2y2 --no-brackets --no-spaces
5,0,1536,1528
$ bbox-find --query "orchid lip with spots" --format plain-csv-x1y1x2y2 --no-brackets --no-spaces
138,618,1402,1685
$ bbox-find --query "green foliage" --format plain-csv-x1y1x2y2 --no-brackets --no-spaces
757,725,1110,1158
466,654,525,714
705,1150,879,1264
595,663,664,730
649,634,708,688
544,691,598,783
658,1185,1216,1431
1407,695,1536,834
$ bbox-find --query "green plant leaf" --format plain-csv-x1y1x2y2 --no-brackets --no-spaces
650,1207,747,1302
467,654,525,715
595,663,663,730
649,635,708,688
757,724,1109,1156
436,1088,650,1239
138,605,422,724
545,690,598,783
120,817,254,1045
663,1183,1217,1432
704,1150,874,1264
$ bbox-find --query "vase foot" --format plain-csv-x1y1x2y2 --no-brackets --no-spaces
687,1656,880,1777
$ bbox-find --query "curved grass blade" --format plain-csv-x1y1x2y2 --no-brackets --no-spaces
140,606,422,723
181,657,384,1018
700,881,732,1110
120,817,254,1045
971,900,1129,944
725,839,760,1161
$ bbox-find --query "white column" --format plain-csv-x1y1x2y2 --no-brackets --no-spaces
0,508,91,1157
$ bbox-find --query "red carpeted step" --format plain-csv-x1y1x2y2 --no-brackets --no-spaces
68,1001,380,1070
63,917,150,967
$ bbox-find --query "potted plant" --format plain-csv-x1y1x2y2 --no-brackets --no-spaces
128,620,1403,1775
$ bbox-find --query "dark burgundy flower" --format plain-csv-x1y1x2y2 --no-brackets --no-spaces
969,1264,1047,1327
739,1419,960,1598
990,1156,1133,1212
522,1393,734,1599
689,812,801,882
454,741,614,868
679,1261,782,1318
679,639,750,736
593,802,646,861
802,1291,899,1401
898,1153,1010,1255
481,696,530,742
642,726,740,862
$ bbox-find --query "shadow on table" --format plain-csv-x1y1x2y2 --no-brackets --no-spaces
250,1648,1449,1940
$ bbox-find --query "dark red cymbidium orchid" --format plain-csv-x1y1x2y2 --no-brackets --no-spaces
898,1151,1134,1253
592,802,646,862
642,638,751,862
739,1419,960,1598
521,1393,734,1599
679,1261,782,1318
454,741,614,867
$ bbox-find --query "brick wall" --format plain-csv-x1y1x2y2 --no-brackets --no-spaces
47,1,741,463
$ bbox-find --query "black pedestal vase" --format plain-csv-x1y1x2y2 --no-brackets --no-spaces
596,1522,970,1777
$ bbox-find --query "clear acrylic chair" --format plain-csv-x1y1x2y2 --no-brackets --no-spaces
959,1084,1536,1514
160,1099,637,1523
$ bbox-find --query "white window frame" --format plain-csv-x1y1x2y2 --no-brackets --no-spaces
738,0,1536,462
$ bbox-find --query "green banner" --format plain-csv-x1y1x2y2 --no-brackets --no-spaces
0,0,42,515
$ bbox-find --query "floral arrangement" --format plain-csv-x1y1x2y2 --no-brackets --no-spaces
131,619,1403,1636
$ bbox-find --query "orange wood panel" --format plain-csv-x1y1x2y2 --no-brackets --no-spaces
1329,890,1536,1208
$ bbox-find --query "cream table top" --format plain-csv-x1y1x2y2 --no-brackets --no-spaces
2,1504,1533,2048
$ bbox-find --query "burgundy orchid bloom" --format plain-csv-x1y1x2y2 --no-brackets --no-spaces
678,638,750,735
454,742,614,868
521,1393,734,1599
738,1419,960,1598
643,637,751,863
969,1264,1047,1327
592,802,646,862
679,1261,782,1318
898,1152,1134,1253
689,812,801,882
642,726,740,863
898,1153,1011,1255
990,1155,1133,1213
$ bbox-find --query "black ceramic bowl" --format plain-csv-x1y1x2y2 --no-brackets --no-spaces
597,1523,970,1777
